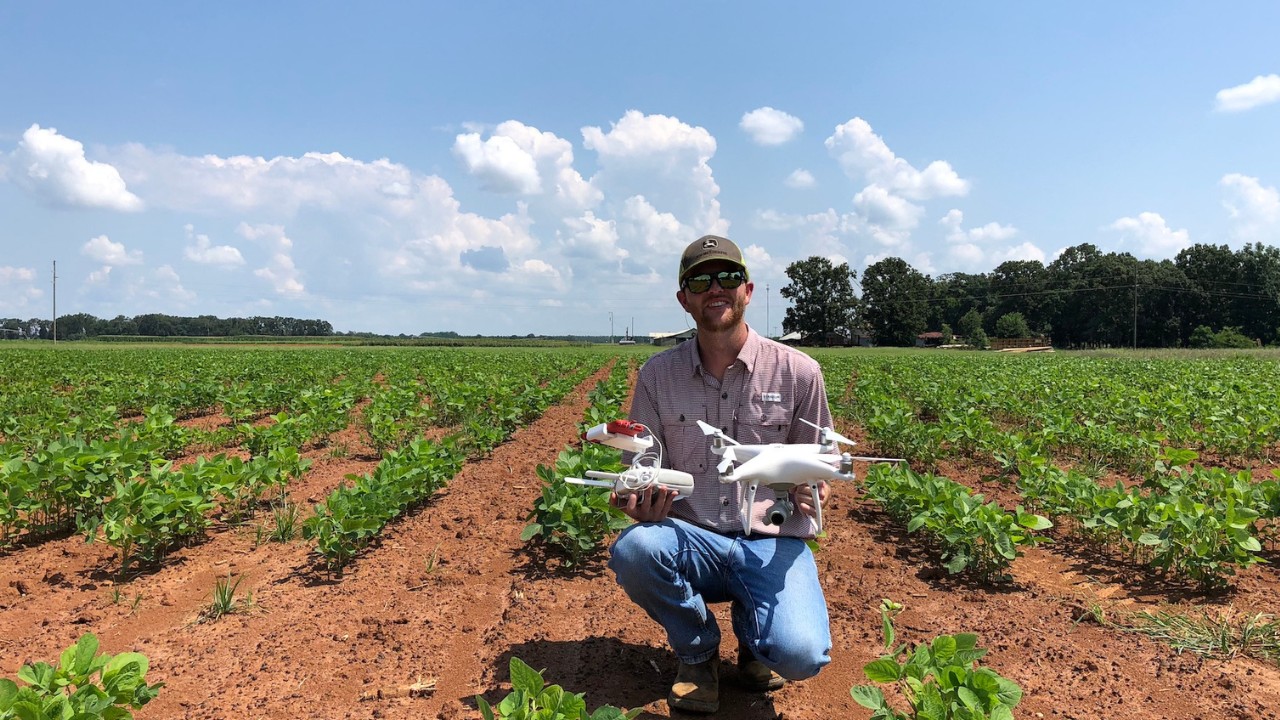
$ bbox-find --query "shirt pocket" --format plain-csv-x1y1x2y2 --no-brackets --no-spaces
735,397,792,445
670,409,711,476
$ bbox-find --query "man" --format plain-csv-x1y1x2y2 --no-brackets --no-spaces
608,234,833,714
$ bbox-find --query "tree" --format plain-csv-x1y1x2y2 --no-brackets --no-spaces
861,257,930,346
994,312,1029,338
957,309,984,341
780,257,859,344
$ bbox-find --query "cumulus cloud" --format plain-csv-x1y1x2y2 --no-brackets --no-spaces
1108,212,1191,257
784,169,815,189
852,185,922,246
939,209,1017,244
453,132,540,193
938,209,1036,269
8,125,142,211
1221,173,1280,242
183,224,245,266
740,107,804,146
238,223,305,296
0,266,43,315
82,235,143,265
106,146,418,215
1215,74,1280,113
582,110,726,240
560,211,628,263
825,118,969,200
453,120,599,208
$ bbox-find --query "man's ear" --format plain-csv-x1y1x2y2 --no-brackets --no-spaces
676,288,691,312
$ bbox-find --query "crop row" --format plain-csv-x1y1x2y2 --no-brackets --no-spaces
861,464,1052,581
816,352,1280,587
303,356,603,570
522,359,634,567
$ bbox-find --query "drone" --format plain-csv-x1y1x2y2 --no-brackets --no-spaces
696,418,904,536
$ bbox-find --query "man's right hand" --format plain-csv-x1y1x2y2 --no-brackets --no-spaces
612,486,678,523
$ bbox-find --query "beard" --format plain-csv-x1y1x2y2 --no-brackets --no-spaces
697,293,747,332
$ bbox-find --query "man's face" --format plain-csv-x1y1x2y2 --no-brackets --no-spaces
677,261,754,332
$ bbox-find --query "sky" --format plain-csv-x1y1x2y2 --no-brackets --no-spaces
1,3,1278,337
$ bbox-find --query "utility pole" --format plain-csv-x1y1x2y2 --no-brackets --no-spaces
1132,260,1138,350
51,260,58,345
766,283,770,339
608,311,614,344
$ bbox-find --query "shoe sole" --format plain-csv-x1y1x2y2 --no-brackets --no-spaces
667,694,720,714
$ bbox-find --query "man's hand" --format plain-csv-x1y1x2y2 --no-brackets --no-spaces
794,480,830,519
612,486,678,523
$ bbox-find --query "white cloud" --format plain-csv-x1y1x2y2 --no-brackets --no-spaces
86,266,113,286
1107,211,1190,257
452,120,598,208
106,146,418,215
147,265,195,305
183,224,245,266
9,125,142,211
852,184,922,247
560,211,627,262
81,235,143,265
740,107,804,146
1215,74,1280,113
784,169,815,189
582,110,727,239
0,266,43,315
825,117,969,200
938,209,1036,269
453,132,541,193
997,242,1047,264
1221,173,1280,242
940,209,1017,243
238,223,305,296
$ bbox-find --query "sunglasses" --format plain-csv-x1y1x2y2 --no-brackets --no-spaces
681,270,747,294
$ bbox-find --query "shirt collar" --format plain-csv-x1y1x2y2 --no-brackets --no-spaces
683,325,762,377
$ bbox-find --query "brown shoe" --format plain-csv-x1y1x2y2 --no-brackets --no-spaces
668,656,720,714
737,642,785,692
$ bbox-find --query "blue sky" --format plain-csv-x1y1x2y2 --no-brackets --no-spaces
2,3,1278,336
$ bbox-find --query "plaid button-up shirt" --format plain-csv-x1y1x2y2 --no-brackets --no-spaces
627,327,834,538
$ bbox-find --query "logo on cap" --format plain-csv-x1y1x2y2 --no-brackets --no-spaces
701,237,718,249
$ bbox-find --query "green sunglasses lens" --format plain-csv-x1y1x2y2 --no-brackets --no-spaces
683,270,745,293
716,271,745,289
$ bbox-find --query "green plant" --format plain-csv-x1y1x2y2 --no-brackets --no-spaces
270,501,300,542
424,544,441,574
201,573,251,622
0,632,163,720
476,657,640,720
851,599,1024,720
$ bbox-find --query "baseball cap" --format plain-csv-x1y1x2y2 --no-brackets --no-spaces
678,235,749,283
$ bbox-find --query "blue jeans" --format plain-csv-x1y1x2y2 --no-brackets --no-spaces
608,517,831,680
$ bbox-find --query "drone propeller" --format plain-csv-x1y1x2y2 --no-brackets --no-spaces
799,418,856,447
696,420,739,445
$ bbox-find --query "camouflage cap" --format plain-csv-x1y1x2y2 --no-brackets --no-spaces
678,235,748,283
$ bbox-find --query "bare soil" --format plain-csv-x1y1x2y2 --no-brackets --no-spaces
4,371,1280,720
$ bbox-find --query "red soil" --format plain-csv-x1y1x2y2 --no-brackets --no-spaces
3,370,1279,719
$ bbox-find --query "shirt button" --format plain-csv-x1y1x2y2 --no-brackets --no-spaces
722,498,730,506
721,392,728,399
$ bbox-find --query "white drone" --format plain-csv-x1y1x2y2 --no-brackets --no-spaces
697,418,904,536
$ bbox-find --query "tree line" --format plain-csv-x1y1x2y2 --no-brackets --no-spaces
781,242,1280,348
0,313,334,340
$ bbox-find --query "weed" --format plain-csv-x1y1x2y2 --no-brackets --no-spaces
1122,610,1280,663
200,573,251,622
270,501,300,542
424,544,441,574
